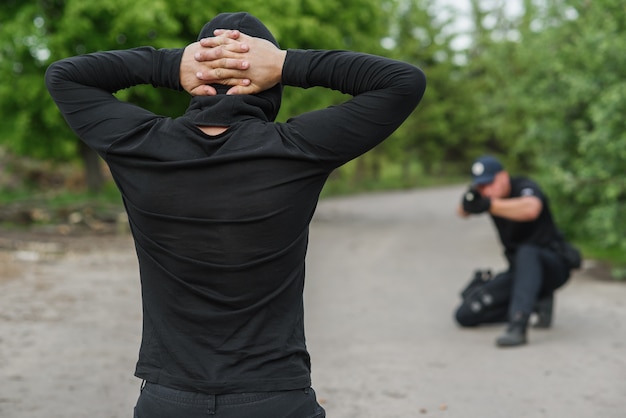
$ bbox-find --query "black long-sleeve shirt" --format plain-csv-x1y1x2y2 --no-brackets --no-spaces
46,45,425,393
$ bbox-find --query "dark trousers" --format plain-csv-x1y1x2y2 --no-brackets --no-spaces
133,382,326,418
455,244,570,326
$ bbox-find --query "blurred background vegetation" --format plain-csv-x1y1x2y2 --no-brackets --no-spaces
0,0,624,277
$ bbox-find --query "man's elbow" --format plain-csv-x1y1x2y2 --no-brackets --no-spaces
44,61,63,93
410,66,427,104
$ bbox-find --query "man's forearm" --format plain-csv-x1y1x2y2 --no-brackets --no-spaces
489,196,542,221
46,47,184,97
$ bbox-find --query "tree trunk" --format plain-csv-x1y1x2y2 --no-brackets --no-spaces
79,141,105,193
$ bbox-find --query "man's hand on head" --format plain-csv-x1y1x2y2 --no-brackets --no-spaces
195,29,287,96
180,30,252,96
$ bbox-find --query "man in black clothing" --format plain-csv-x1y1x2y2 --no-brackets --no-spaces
45,12,426,417
454,155,576,348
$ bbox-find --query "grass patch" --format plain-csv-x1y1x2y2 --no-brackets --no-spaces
577,244,626,280
321,158,466,198
0,180,124,228
0,180,122,208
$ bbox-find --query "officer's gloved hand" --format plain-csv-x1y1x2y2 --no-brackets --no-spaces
462,188,491,214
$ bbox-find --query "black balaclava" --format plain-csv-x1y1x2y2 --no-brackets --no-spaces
185,12,283,126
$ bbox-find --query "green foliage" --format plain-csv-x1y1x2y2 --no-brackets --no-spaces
447,0,626,271
0,0,387,161
1,0,624,271
503,0,626,254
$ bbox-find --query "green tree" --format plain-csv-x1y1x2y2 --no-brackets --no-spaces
0,0,387,192
370,0,475,180
459,0,626,263
458,0,543,170
515,0,626,254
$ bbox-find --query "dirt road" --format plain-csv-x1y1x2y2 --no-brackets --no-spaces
1,185,624,418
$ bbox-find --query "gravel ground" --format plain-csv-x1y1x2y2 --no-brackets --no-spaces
1,185,624,418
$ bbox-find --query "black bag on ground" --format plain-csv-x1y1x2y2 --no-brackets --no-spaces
460,269,492,299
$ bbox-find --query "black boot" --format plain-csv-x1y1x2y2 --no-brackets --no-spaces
496,313,529,347
533,295,554,328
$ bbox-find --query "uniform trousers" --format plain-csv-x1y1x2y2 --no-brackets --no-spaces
455,243,570,326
